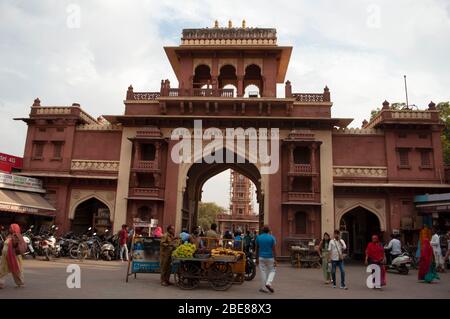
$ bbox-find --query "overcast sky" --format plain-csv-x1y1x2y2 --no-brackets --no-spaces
1,0,449,208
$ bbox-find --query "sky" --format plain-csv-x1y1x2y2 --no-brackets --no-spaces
1,0,449,208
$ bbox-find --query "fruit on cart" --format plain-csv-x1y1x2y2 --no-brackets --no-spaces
172,243,197,258
211,248,245,258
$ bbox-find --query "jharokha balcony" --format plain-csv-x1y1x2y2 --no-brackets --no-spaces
134,160,158,171
291,164,313,174
129,187,162,198
287,192,320,202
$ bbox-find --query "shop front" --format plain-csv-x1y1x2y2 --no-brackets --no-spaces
414,193,450,234
0,172,56,231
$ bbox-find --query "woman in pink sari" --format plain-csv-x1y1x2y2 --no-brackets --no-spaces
153,226,163,238
365,235,386,288
418,238,439,283
0,224,25,288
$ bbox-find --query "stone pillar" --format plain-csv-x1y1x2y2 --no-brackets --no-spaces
237,75,244,97
155,142,160,169
287,209,294,236
289,144,295,172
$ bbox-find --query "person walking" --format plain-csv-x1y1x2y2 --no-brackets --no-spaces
430,229,444,272
418,238,440,283
119,224,129,262
255,225,276,293
365,235,386,289
0,224,27,289
317,232,331,284
329,230,348,290
160,225,177,286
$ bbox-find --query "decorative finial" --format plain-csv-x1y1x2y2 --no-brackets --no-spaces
324,85,329,92
228,20,232,28
382,100,390,109
127,85,133,91
214,20,219,28
362,119,368,127
32,98,40,106
428,101,436,110
242,19,246,28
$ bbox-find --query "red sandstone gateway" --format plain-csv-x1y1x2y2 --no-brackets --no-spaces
14,23,450,256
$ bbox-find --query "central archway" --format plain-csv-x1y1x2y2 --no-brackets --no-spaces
180,149,263,233
339,206,381,260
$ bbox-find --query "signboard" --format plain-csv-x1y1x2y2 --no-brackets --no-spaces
0,172,44,192
0,153,23,172
131,236,162,273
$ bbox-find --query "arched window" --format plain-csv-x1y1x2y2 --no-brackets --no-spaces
295,211,307,234
193,64,211,88
219,65,237,88
293,146,310,164
141,144,156,161
222,84,237,97
244,64,262,97
244,84,260,98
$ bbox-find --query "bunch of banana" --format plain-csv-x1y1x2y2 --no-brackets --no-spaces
172,243,197,258
211,248,245,258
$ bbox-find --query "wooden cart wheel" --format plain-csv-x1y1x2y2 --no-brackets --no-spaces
207,262,233,291
174,261,201,290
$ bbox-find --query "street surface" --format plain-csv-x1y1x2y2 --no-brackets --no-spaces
0,258,448,298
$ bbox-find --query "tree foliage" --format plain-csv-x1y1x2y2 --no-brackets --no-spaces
197,202,226,230
437,102,450,165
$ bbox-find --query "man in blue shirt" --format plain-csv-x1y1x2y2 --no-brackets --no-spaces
255,225,276,293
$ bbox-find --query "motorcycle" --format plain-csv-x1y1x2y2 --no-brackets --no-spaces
244,248,257,281
384,248,411,275
100,229,115,261
40,225,61,261
22,227,36,259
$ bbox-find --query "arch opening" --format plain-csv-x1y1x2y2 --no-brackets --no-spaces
339,206,382,260
193,64,212,88
71,197,111,235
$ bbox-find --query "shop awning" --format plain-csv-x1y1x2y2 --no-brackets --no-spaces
0,189,56,216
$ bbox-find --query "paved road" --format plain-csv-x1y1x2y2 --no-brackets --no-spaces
0,258,448,298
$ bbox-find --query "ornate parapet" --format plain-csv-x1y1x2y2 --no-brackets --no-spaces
332,127,384,135
76,123,122,131
71,160,120,172
181,27,277,46
333,166,387,178
292,93,325,103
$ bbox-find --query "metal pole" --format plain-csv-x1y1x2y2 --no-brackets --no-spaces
404,75,409,109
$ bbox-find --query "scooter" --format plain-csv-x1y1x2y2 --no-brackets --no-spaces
41,225,61,261
100,230,115,261
385,249,411,275
22,227,36,258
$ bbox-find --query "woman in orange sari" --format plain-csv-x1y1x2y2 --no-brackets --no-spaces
365,235,386,288
0,224,25,288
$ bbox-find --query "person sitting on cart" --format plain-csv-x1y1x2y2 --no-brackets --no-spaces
205,223,220,249
234,231,242,250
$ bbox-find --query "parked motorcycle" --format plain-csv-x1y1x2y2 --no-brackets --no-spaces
22,227,36,258
40,225,61,261
244,248,256,281
100,229,115,261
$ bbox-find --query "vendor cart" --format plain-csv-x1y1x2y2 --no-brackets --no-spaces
171,238,246,290
289,239,321,268
172,255,241,291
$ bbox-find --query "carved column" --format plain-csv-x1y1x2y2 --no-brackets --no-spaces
154,173,160,188
155,142,160,169
289,144,295,172
288,176,294,192
287,209,294,236
134,142,141,168
237,75,244,97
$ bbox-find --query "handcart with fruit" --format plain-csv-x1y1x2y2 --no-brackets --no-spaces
171,238,246,291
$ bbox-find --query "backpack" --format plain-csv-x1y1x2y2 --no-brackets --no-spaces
13,234,27,256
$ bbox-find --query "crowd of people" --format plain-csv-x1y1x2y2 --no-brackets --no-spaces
0,220,448,292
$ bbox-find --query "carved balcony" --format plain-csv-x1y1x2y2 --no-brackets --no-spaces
287,192,319,202
130,187,161,198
